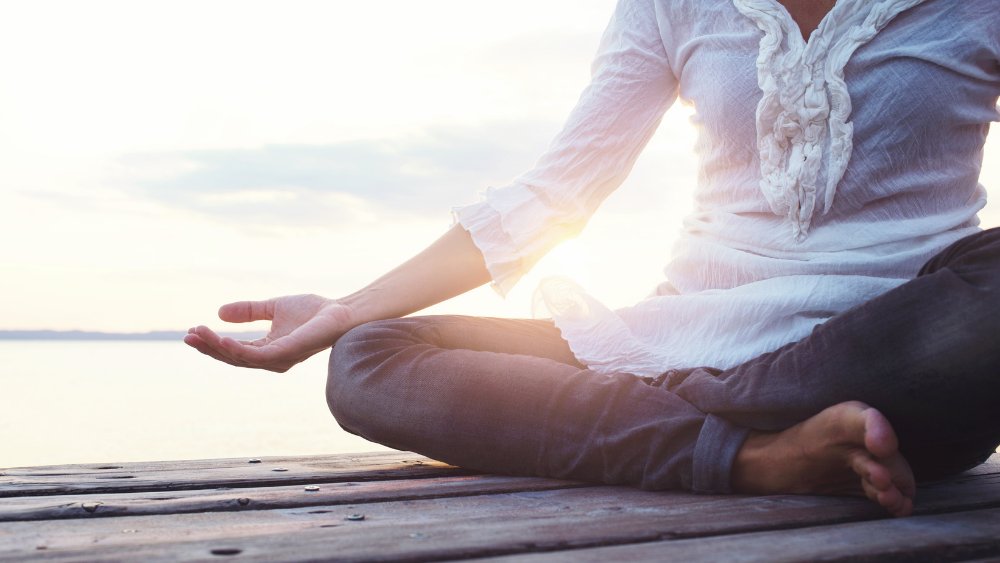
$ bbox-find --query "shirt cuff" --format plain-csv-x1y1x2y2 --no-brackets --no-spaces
452,199,526,297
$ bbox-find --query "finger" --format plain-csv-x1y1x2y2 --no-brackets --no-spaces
184,334,230,364
235,315,341,368
190,325,226,348
184,334,248,367
220,336,278,363
218,300,275,323
218,337,294,372
189,327,252,367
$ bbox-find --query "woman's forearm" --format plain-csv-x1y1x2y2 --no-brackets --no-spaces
184,224,492,372
339,224,493,325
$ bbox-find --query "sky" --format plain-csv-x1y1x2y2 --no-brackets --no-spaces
1,0,998,333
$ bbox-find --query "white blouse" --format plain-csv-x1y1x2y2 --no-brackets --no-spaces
454,0,1000,375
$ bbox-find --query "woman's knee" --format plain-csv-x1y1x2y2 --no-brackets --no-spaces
326,319,413,432
919,227,1000,287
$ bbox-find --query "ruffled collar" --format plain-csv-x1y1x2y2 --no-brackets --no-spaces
733,0,928,239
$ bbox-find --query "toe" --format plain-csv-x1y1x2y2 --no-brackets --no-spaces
877,487,905,514
862,472,911,517
895,496,914,518
850,451,891,491
861,476,881,503
883,453,917,500
861,408,900,459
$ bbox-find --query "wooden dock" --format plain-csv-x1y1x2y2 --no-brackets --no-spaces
2,451,999,561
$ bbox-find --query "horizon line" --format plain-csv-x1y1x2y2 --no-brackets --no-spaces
0,329,267,341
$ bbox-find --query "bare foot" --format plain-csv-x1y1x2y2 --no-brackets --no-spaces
732,401,916,517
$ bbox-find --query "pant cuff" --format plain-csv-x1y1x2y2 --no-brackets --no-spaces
692,414,750,494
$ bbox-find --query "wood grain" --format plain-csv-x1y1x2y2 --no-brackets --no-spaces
481,507,1000,563
0,452,465,497
0,474,585,522
0,487,880,561
1,453,996,562
7,474,1000,561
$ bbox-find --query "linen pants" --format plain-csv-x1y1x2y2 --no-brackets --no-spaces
326,228,1000,493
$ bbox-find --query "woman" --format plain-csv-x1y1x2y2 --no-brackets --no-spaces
186,0,1000,518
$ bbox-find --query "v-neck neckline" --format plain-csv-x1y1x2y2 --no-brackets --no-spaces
771,0,841,48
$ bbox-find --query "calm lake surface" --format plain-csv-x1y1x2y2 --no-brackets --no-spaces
0,341,389,468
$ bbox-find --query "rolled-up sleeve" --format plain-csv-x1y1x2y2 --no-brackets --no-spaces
453,0,679,296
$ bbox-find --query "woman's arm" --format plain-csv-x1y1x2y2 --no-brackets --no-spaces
340,223,491,321
184,224,490,372
452,0,676,296
187,0,676,372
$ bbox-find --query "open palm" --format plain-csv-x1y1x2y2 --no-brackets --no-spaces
184,294,357,372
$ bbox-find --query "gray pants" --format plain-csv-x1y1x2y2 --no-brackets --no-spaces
327,229,1000,493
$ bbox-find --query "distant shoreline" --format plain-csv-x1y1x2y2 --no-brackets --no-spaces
0,330,266,341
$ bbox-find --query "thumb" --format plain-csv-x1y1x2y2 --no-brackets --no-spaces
218,299,276,323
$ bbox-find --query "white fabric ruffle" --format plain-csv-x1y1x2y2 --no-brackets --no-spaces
453,186,587,296
733,0,927,240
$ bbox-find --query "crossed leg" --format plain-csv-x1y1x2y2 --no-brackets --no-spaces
667,228,1000,514
326,315,739,492
326,228,1000,517
730,401,917,516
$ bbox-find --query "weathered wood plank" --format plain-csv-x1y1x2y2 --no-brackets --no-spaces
2,453,996,561
5,471,1000,562
480,507,1000,562
9,495,1000,562
5,452,994,499
0,452,465,497
0,474,585,522
3,464,996,525
0,487,853,561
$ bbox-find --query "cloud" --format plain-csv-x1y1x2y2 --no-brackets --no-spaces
115,120,562,228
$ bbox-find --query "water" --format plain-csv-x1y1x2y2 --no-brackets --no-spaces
0,341,389,468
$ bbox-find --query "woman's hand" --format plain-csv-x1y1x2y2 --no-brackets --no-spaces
186,225,492,372
184,294,358,373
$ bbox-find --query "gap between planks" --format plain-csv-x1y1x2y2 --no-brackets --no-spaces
2,453,998,562
4,469,1000,561
8,493,1000,562
0,452,470,498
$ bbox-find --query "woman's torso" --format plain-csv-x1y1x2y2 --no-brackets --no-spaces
547,0,1000,374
